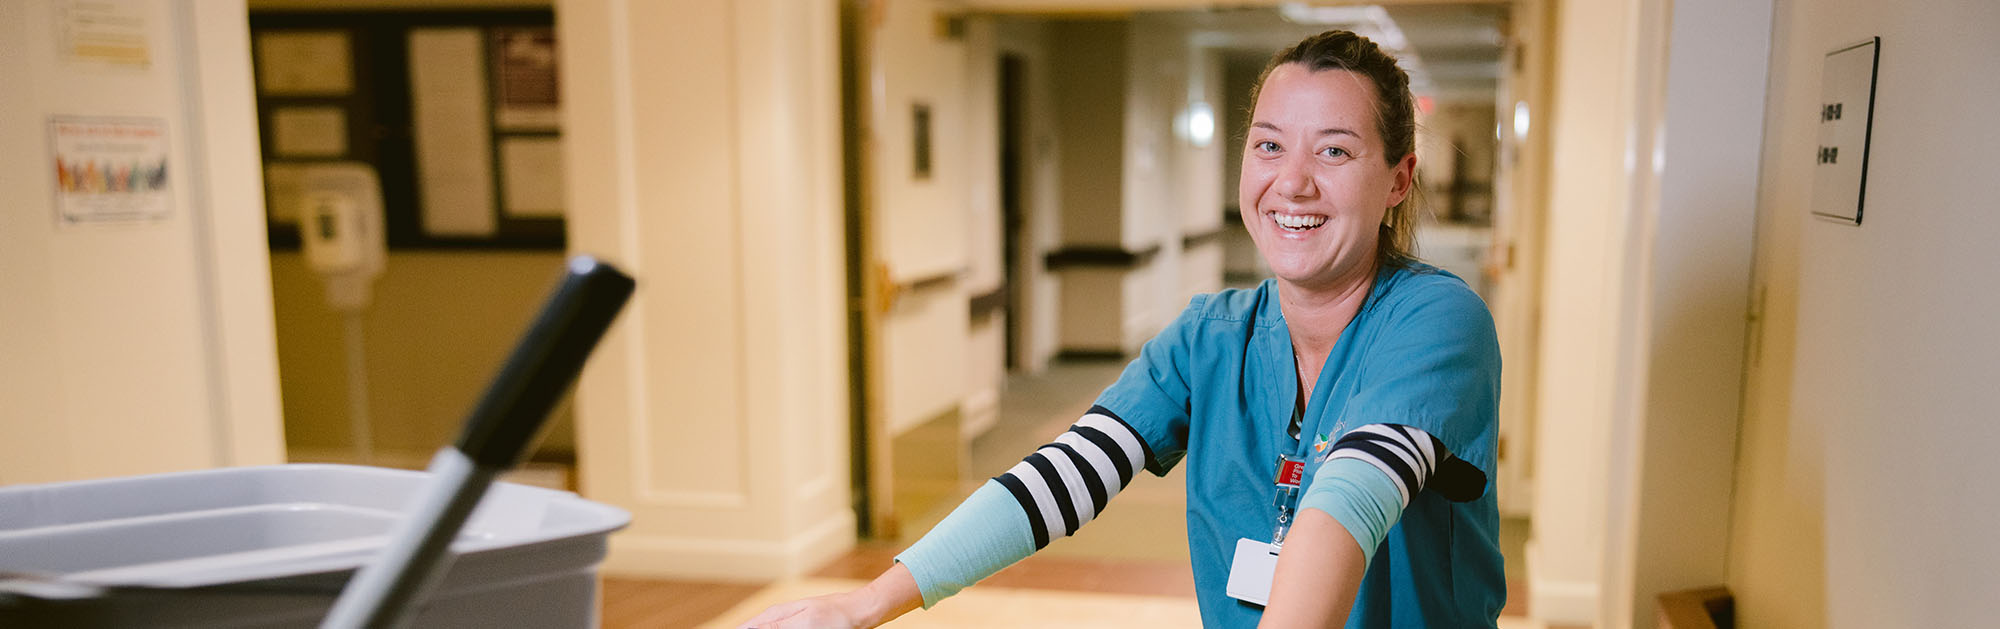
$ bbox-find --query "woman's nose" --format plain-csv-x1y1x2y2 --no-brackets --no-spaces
1273,155,1316,199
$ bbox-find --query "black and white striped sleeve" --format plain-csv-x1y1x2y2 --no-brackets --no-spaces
992,405,1156,550
1323,423,1486,504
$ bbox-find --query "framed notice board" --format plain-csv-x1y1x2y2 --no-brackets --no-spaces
250,10,564,250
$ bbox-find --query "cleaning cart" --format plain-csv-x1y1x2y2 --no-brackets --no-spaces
0,256,636,628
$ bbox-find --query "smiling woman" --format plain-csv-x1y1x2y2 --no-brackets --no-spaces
737,30,1503,629
1238,63,1415,301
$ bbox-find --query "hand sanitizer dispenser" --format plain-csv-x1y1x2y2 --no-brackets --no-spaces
297,163,387,462
299,164,386,312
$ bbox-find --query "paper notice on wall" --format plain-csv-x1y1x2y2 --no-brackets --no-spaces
48,116,172,225
410,28,497,238
491,27,560,130
255,30,353,96
500,136,564,218
271,107,349,158
263,163,308,226
58,0,151,69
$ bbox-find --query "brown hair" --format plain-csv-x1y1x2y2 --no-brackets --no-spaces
1251,30,1423,269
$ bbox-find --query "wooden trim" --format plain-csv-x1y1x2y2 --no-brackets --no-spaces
1056,349,1127,362
968,285,1007,320
1181,226,1229,250
1224,271,1267,286
899,268,960,294
1044,243,1160,270
1656,586,1732,629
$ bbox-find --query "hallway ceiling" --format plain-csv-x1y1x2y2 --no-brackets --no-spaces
983,2,1509,105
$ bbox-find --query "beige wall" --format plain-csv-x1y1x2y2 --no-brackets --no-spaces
1601,0,1772,624
1737,0,2000,626
1132,14,1225,333
1045,14,1226,357
993,18,1066,372
1724,0,1825,624
1050,19,1129,249
959,16,1008,437
561,0,852,580
559,0,850,580
1488,0,1556,521
1532,0,1777,626
1527,0,1644,617
0,0,283,484
270,251,574,457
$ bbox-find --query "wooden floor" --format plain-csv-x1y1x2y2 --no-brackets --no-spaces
601,542,1195,628
600,541,1568,628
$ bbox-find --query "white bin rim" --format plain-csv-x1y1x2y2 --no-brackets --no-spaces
0,463,629,591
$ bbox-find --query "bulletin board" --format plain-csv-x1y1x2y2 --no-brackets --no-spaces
250,10,563,250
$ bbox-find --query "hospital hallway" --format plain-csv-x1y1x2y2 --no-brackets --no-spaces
7,0,2000,628
596,359,1560,628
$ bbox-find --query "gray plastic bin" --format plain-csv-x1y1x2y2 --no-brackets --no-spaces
0,463,629,628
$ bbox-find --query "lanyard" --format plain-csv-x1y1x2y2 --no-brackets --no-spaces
1270,400,1320,546
1271,453,1306,546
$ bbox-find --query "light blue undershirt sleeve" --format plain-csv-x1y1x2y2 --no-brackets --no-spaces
893,480,1037,608
1297,457,1406,566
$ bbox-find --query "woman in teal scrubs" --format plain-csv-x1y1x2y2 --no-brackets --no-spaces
741,30,1504,628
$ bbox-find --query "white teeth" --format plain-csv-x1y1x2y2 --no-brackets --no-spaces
1273,213,1326,230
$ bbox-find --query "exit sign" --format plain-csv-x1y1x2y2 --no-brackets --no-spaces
1811,37,1880,225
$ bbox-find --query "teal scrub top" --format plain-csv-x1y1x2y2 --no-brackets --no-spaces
1094,264,1505,628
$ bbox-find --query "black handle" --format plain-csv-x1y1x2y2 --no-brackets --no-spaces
453,256,635,468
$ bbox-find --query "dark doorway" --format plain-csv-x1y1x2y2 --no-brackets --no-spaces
999,53,1027,370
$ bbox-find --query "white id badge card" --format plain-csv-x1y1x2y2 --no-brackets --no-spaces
1225,538,1281,606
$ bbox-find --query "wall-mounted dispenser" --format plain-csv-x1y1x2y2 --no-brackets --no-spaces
298,163,387,462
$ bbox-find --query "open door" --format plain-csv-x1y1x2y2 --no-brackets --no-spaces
841,0,973,539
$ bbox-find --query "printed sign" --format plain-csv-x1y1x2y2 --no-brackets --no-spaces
59,0,151,69
492,27,560,130
49,116,172,225
1811,38,1879,225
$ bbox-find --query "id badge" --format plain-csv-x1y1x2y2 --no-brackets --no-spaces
1225,537,1280,606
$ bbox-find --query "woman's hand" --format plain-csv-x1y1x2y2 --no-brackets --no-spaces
733,592,870,629
735,562,923,629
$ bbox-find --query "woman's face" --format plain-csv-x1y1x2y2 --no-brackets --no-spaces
1239,64,1415,294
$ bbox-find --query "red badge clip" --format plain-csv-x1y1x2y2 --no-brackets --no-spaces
1275,458,1304,489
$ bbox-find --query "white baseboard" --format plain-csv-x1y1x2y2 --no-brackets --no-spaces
599,512,858,582
1526,539,1600,625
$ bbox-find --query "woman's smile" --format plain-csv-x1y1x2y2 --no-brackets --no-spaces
1270,210,1328,232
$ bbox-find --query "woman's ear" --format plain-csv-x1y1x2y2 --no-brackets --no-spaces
1386,153,1418,208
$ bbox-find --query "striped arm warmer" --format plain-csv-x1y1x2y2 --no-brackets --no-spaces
1300,423,1485,565
894,406,1154,607
992,405,1154,550
1323,424,1446,505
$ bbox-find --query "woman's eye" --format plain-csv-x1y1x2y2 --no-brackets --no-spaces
1255,141,1280,153
1321,146,1350,158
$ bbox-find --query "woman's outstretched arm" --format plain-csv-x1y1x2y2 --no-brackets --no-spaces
1262,424,1472,627
1259,509,1367,628
735,406,1157,627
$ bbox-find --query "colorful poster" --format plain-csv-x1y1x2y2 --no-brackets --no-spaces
48,116,172,224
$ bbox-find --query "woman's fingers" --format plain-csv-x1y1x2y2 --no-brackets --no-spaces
736,596,858,629
735,599,809,628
